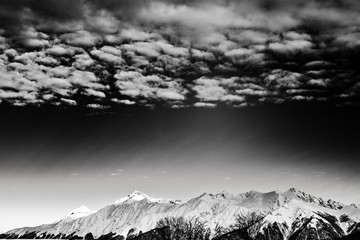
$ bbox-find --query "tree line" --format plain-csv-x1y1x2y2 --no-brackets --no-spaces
125,211,265,240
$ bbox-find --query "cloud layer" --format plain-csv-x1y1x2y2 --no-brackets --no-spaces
0,0,359,108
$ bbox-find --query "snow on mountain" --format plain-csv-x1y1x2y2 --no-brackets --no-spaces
3,188,360,240
114,191,182,205
285,188,345,210
63,206,95,221
52,206,95,224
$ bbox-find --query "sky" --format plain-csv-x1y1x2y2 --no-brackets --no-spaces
0,0,360,234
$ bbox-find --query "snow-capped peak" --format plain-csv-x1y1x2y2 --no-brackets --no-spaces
64,206,94,221
6,189,360,240
114,191,182,205
286,187,345,210
197,190,233,200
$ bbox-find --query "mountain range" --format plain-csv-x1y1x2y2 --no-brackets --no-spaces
2,188,360,240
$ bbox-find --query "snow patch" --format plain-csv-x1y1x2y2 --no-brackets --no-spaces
114,191,182,205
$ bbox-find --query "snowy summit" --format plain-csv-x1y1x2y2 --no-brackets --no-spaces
114,191,182,205
64,206,94,221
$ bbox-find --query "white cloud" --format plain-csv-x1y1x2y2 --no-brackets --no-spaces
119,28,159,42
122,42,161,58
308,79,328,87
224,48,254,59
69,70,106,90
156,89,185,101
4,49,18,58
291,95,314,101
284,31,312,41
194,102,217,108
61,98,77,105
193,78,226,101
86,10,119,34
90,49,124,66
230,30,269,45
61,30,100,48
236,89,268,96
334,32,360,47
0,89,36,101
112,99,136,105
264,69,303,89
87,104,110,109
7,62,27,72
47,45,74,57
72,52,95,70
50,66,72,78
220,94,245,102
100,46,122,56
21,39,50,49
268,39,314,53
115,71,186,101
84,89,106,98
154,41,188,57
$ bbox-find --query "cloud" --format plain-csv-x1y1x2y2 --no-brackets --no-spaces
334,32,360,48
112,99,136,105
122,42,162,58
229,30,269,46
84,89,106,98
47,45,74,57
225,48,255,59
72,52,95,70
61,31,100,48
264,69,303,89
157,90,185,101
61,98,77,106
194,102,217,108
236,88,268,97
308,79,328,87
193,77,245,103
119,28,160,42
193,78,227,101
0,0,359,108
0,0,85,34
69,70,106,90
87,103,110,109
50,66,72,78
114,71,186,101
85,10,120,34
90,49,124,66
268,39,314,53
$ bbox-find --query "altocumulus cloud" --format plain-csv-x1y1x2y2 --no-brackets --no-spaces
0,0,359,108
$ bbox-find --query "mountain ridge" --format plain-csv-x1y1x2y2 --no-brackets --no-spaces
2,188,359,240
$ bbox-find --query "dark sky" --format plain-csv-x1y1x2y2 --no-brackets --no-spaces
0,104,360,232
1,104,360,175
1,0,360,234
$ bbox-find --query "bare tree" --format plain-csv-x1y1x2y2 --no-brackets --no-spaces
156,216,211,240
230,211,265,230
212,223,230,239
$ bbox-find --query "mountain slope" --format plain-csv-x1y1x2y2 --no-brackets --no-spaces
2,189,359,240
